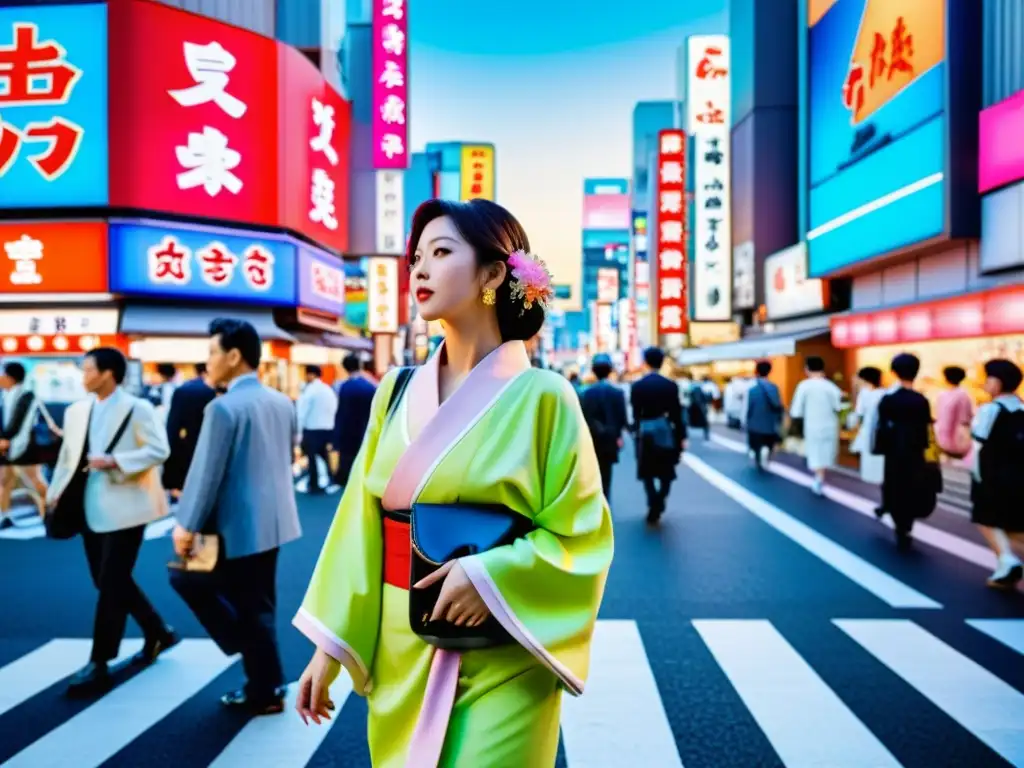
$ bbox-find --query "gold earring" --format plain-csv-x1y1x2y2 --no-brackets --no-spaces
482,288,497,306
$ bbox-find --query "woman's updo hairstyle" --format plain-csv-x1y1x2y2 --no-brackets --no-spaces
406,198,546,342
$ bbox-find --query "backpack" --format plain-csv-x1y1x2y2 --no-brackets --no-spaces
979,404,1024,505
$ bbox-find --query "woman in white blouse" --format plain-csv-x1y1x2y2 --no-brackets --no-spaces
790,356,844,495
849,366,886,488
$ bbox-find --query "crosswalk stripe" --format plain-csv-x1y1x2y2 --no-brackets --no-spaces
694,619,900,767
0,639,143,719
836,619,1024,765
685,453,942,609
208,678,354,767
966,619,1024,654
560,620,682,767
4,639,235,768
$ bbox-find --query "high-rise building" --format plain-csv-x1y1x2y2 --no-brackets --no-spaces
581,178,630,351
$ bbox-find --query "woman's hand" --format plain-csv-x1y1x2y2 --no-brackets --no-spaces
296,648,341,725
413,560,491,627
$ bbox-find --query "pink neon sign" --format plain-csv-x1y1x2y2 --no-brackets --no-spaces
979,89,1024,194
372,0,409,169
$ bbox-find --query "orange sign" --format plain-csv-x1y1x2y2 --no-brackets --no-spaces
0,221,108,294
842,0,945,125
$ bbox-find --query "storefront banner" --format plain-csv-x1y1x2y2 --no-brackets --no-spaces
298,247,346,316
371,0,408,169
108,220,296,306
459,145,495,201
732,240,755,310
764,242,826,320
0,221,108,294
583,193,631,231
597,268,619,303
688,321,740,346
278,44,351,253
0,4,109,207
830,285,1024,348
655,129,688,335
979,88,1024,194
807,0,946,274
108,0,278,224
0,308,118,336
367,256,399,333
375,169,405,254
688,35,732,321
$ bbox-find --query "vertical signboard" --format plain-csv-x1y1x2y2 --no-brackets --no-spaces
655,129,687,335
688,35,732,320
459,145,495,201
0,4,109,207
371,0,408,169
368,256,399,332
375,170,405,254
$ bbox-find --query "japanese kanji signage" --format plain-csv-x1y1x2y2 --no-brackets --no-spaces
108,0,278,224
278,44,350,254
372,0,408,169
367,256,399,333
0,308,118,337
298,247,346,316
108,220,296,306
0,221,108,294
375,170,405,254
0,4,108,207
459,145,495,201
687,35,732,321
655,129,688,335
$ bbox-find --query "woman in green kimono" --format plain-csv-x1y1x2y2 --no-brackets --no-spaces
294,198,614,767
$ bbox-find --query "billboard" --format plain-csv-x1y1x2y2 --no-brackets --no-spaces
371,0,408,169
764,242,826,320
807,0,946,274
0,221,107,294
459,145,495,201
0,4,108,207
278,44,351,253
655,129,688,335
298,247,346,316
979,89,1024,194
688,35,732,321
583,194,631,230
107,0,279,225
108,220,296,306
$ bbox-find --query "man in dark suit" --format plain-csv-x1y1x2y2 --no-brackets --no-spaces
630,347,686,524
580,354,628,501
333,353,377,486
163,363,216,498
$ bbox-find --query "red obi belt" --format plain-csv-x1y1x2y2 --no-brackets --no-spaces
382,510,410,590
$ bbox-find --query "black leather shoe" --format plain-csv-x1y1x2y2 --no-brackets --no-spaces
220,686,287,715
66,661,112,696
133,628,181,667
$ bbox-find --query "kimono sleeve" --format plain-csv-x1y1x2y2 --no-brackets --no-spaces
460,380,614,696
292,369,398,696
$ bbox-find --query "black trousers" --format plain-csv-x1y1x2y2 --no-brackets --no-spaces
643,476,673,514
302,429,333,493
83,524,166,663
169,547,284,703
335,451,357,487
598,459,613,500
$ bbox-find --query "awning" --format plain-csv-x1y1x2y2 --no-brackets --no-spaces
675,327,830,366
120,305,296,342
292,331,373,352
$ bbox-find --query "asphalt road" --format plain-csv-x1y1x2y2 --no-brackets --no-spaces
1,436,1023,767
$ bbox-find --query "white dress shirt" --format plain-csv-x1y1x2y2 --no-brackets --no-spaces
296,378,337,432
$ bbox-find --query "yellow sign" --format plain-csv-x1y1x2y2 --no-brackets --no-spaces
688,321,741,346
460,145,495,201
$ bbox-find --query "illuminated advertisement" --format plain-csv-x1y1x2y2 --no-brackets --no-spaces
298,247,346,316
688,35,732,321
979,89,1024,194
807,0,946,274
0,4,108,207
109,220,297,306
376,170,405,254
583,193,631,230
0,221,107,294
107,0,279,225
371,0,408,169
597,268,619,303
459,145,495,201
764,242,826,320
655,129,688,335
367,256,399,333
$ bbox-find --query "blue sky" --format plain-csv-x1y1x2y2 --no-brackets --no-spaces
407,0,728,307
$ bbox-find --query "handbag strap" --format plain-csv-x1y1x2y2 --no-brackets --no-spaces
104,407,135,454
386,367,414,424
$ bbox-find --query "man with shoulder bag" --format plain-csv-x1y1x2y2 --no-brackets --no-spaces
45,348,178,695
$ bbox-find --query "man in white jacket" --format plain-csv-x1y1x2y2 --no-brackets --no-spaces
47,347,178,695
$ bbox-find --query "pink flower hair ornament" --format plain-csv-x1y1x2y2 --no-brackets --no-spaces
506,249,555,315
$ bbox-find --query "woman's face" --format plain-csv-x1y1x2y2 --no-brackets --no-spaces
410,216,503,323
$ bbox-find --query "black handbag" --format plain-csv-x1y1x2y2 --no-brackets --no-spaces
45,406,134,540
408,502,534,649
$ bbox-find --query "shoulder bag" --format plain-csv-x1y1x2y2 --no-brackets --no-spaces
45,406,134,540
